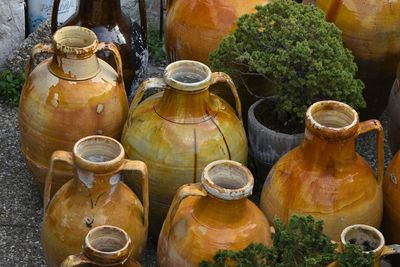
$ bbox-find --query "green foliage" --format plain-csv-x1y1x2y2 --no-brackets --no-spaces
209,0,365,128
148,26,165,63
200,215,375,267
338,244,374,267
0,70,25,106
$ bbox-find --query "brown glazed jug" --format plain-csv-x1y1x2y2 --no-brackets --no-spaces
260,100,384,241
157,160,272,266
121,60,248,238
52,0,148,97
388,66,400,155
303,0,400,119
164,0,270,64
61,225,141,267
41,135,149,267
19,26,128,197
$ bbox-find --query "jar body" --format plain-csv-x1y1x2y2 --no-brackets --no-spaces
19,58,128,196
388,74,400,154
306,0,400,118
383,152,400,244
260,140,382,241
157,195,272,266
42,178,146,267
121,92,248,237
165,0,270,64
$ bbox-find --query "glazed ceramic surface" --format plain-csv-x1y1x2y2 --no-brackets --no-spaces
164,0,270,64
121,60,248,237
304,0,400,118
260,101,384,241
19,26,128,196
52,0,148,95
383,151,400,244
61,225,142,267
41,135,148,267
157,160,272,266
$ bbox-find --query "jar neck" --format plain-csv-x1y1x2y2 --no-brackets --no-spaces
193,195,248,227
74,167,121,197
76,0,122,23
301,128,357,167
49,54,100,80
155,87,217,123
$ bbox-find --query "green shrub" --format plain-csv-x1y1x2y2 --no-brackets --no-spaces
209,0,365,129
200,215,374,267
0,70,25,106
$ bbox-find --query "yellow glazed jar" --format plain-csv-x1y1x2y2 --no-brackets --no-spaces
121,60,248,238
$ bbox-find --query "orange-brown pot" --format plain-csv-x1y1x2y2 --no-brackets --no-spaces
164,0,270,64
61,225,141,267
303,0,400,119
157,160,272,266
41,135,148,267
260,100,384,241
19,26,128,197
383,151,400,244
121,60,248,238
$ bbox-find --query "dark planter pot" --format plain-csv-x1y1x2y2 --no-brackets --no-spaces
248,98,303,180
388,78,400,155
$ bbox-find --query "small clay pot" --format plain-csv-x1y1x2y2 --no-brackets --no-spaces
61,225,141,267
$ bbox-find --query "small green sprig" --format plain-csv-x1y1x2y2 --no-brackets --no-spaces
0,70,25,106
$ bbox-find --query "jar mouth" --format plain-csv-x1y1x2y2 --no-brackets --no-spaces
201,160,253,200
73,135,124,170
84,225,132,263
305,100,359,139
164,60,211,92
53,26,98,58
341,224,384,254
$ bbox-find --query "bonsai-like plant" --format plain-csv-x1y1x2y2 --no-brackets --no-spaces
0,70,25,106
200,215,374,267
209,0,365,131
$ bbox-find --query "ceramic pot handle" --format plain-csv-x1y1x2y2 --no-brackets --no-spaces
211,72,243,121
25,44,53,79
382,244,400,256
162,183,207,239
43,151,74,211
60,254,96,267
51,0,61,34
97,42,125,87
125,77,167,128
357,120,384,186
120,160,149,229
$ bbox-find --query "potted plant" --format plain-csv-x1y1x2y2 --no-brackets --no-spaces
200,215,375,267
209,0,365,179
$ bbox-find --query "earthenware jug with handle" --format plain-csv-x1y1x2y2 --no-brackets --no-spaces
121,60,248,239
19,26,128,198
41,135,149,267
157,160,272,266
61,225,142,267
260,100,384,241
52,0,148,96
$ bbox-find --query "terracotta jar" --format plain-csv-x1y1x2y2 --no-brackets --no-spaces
260,100,384,241
52,0,148,96
303,0,400,119
41,135,148,267
157,160,272,266
19,26,128,197
61,225,141,267
121,60,248,237
164,0,270,64
383,151,400,244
